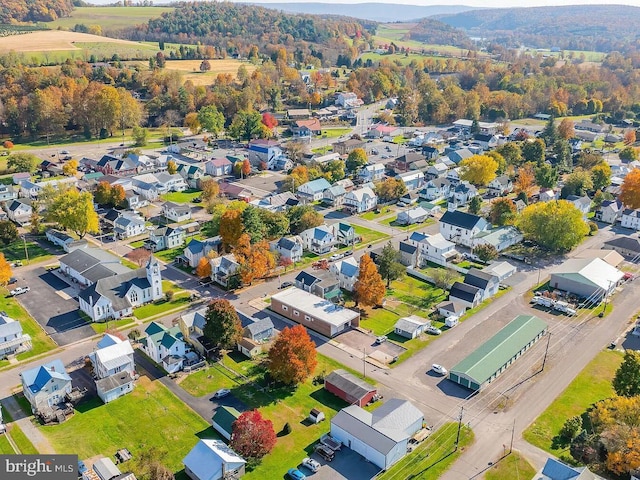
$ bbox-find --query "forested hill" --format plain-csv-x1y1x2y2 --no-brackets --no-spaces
121,2,373,64
436,5,640,52
405,19,473,49
1,0,74,23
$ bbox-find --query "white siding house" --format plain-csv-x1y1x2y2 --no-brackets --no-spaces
344,187,378,214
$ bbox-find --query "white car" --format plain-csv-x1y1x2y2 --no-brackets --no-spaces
9,286,30,296
431,364,448,376
212,388,230,399
426,326,442,335
301,457,320,473
375,335,387,344
329,253,344,262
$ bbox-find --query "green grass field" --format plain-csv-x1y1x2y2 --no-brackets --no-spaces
484,452,536,480
320,128,352,139
160,189,201,204
1,406,38,454
0,434,13,454
133,281,190,320
40,376,210,474
1,240,55,265
353,224,390,245
361,206,395,221
523,350,623,458
46,6,174,31
90,317,135,334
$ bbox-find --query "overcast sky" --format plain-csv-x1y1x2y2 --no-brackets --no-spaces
235,0,639,6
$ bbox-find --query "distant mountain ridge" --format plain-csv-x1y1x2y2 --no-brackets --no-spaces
240,3,478,22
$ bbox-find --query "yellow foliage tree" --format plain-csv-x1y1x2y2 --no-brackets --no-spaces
195,257,212,279
459,154,498,186
514,163,536,197
354,254,385,308
62,159,78,176
620,168,640,209
0,253,11,286
167,160,177,175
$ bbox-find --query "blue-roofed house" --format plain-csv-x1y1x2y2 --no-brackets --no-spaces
243,318,275,343
300,224,336,254
330,257,359,291
334,222,357,246
139,321,187,373
534,457,605,480
20,359,72,414
271,236,304,263
398,241,419,267
297,178,332,202
183,237,222,268
0,313,31,357
210,254,240,288
322,184,347,207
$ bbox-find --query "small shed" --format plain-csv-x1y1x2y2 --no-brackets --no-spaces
237,337,261,358
324,369,377,407
93,457,121,480
309,408,325,424
212,406,241,441
394,315,430,339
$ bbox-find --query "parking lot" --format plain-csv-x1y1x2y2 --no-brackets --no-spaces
335,329,406,363
304,445,381,480
16,267,94,345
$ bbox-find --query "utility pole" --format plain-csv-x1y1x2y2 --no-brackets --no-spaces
541,331,551,371
22,235,29,263
509,418,515,454
363,346,366,380
454,406,464,451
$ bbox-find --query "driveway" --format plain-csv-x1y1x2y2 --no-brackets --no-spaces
16,267,94,345
307,446,381,480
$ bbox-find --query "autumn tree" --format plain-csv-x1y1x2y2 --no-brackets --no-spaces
94,182,112,205
620,146,638,162
346,148,368,172
228,110,264,142
577,151,604,170
282,165,309,192
111,185,126,208
268,324,317,386
514,163,536,197
375,177,407,202
199,59,211,72
62,159,78,176
558,118,575,140
287,205,323,234
203,299,242,349
591,162,612,191
282,141,306,164
219,209,244,250
562,168,593,197
517,200,589,252
48,190,99,238
195,257,212,279
241,158,251,177
522,138,546,164
620,169,640,209
354,254,386,307
261,112,278,131
624,129,636,145
496,142,523,166
167,160,177,174
230,410,277,460
612,350,640,397
377,242,405,287
460,154,498,186
488,198,517,226
430,268,459,289
0,253,11,286
127,248,152,267
200,179,219,204
474,244,498,263
0,220,19,246
8,153,39,173
535,163,558,189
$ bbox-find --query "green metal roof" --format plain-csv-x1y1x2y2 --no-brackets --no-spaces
212,406,241,435
450,315,547,386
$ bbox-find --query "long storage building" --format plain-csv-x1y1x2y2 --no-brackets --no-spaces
448,315,547,391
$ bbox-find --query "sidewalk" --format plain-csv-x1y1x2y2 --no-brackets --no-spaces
3,395,55,454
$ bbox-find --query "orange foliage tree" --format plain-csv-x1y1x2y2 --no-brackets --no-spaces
620,168,640,209
354,254,386,308
219,209,244,251
0,253,11,286
514,163,536,197
267,324,317,386
127,248,151,267
195,257,212,279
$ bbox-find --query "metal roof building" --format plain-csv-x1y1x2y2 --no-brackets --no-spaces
449,315,547,391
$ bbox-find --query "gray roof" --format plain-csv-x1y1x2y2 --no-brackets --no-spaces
325,369,376,401
440,210,487,231
0,314,22,338
60,248,130,280
78,267,152,312
93,457,121,480
394,316,428,333
180,308,207,331
244,318,274,337
96,372,133,393
604,236,640,253
399,241,417,254
464,268,499,291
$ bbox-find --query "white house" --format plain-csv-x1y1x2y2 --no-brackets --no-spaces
6,199,32,225
183,237,221,268
410,232,457,267
439,210,489,247
394,315,430,339
20,359,72,414
145,226,185,252
448,181,478,206
59,247,131,287
205,158,233,177
162,201,192,222
397,206,429,225
620,209,640,230
78,256,163,322
330,399,424,470
344,186,378,213
473,226,524,252
595,200,623,224
297,178,332,202
420,178,451,202
183,439,246,480
322,185,347,207
359,163,386,183
566,195,591,218
113,212,146,240
271,237,304,263
0,313,31,358
425,162,449,180
397,171,425,191
210,254,240,287
89,334,135,404
335,92,362,108
330,257,359,292
300,225,337,254
487,175,513,196
139,321,187,373
463,268,500,301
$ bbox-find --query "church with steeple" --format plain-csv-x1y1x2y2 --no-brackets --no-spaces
78,255,164,322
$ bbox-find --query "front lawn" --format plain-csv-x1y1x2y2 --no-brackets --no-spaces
1,406,38,454
523,350,623,458
133,280,190,320
379,217,434,231
485,452,536,480
90,317,136,334
353,224,390,245
160,189,201,204
360,206,395,221
1,240,55,265
0,288,56,363
320,128,352,138
40,376,211,474
155,236,202,263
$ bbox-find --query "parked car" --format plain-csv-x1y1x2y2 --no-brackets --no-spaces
375,335,387,344
301,457,320,473
431,364,447,375
329,253,344,262
343,250,353,257
287,468,306,480
426,326,442,335
8,277,17,285
315,444,335,462
9,286,29,296
10,261,23,268
280,281,294,289
60,150,70,155
212,388,230,399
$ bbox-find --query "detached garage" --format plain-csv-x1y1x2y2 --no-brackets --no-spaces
449,315,547,391
550,258,623,301
324,369,377,407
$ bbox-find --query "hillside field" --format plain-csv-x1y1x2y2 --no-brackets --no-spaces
46,6,173,31
164,59,257,85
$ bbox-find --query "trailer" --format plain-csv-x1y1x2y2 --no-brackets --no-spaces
532,296,555,308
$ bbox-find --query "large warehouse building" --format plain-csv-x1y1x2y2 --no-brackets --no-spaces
449,315,548,391
550,257,623,301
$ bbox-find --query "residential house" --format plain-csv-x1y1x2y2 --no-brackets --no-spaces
392,152,425,173
12,172,31,185
6,199,32,225
300,225,336,254
333,138,367,156
271,237,304,264
212,406,241,441
45,229,78,252
132,172,188,198
482,261,517,281
20,359,72,414
335,92,362,108
334,222,357,246
398,241,419,267
397,171,425,191
139,321,187,373
322,184,347,207
447,148,474,164
330,399,423,470
550,258,624,300
368,124,401,139
472,133,499,150
620,209,640,230
439,210,489,247
397,206,429,226
96,155,138,176
183,439,245,480
270,287,359,337
359,163,386,183
182,237,221,268
449,282,483,309
243,318,275,343
487,175,513,196
18,180,42,199
539,188,559,202
397,192,419,206
566,195,591,218
210,254,240,288
204,158,233,177
425,162,449,180
324,369,377,407
0,184,17,203
0,313,31,358
294,270,342,300
250,192,298,212
78,257,163,322
420,178,451,202
145,226,185,252
162,202,192,223
89,334,135,404
422,145,440,160
575,119,605,133
534,457,606,480
59,247,130,286
602,236,640,260
113,213,146,240
411,232,457,267
474,226,524,252
330,257,359,292
176,163,205,188
247,139,283,167
595,199,623,224
514,199,527,213
297,178,332,202
394,315,430,339
344,186,378,213
446,168,461,184
314,152,341,164
291,118,322,141
437,300,466,319
449,181,478,206
463,268,500,301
